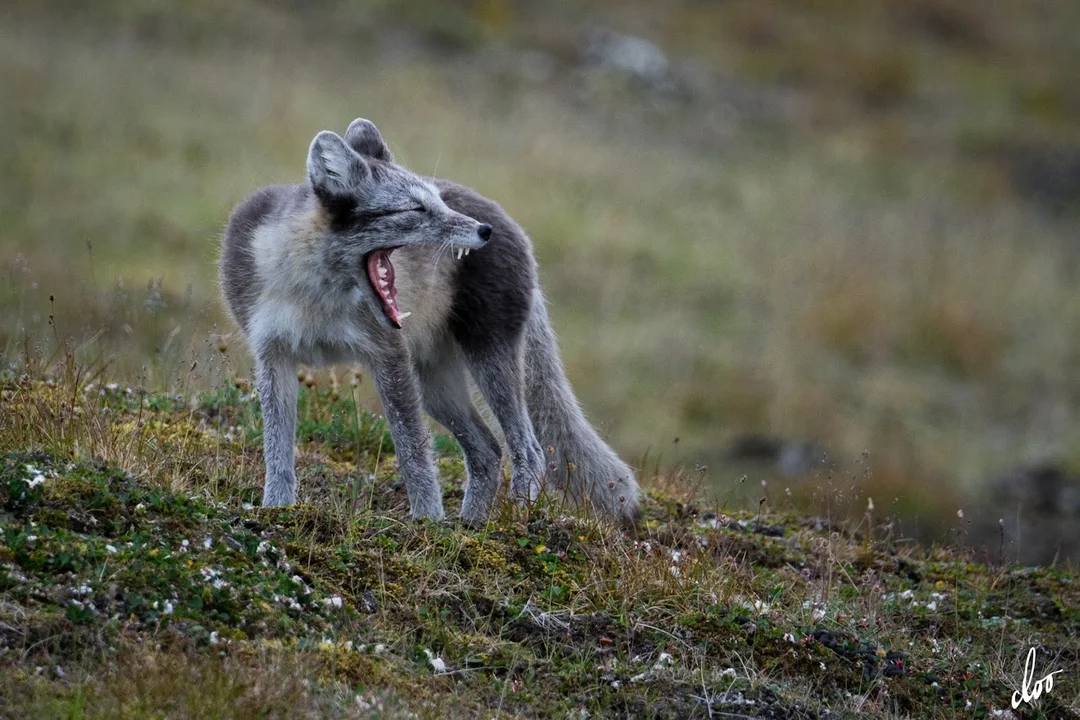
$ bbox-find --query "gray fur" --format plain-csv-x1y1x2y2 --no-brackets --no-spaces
523,290,641,521
344,118,394,162
256,344,299,506
219,119,640,523
370,340,444,519
415,342,503,522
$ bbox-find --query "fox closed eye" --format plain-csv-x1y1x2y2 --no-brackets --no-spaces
358,207,425,221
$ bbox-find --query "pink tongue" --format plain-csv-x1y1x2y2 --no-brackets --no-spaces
366,249,403,328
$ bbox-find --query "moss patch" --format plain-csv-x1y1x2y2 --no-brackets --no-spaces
1,379,1078,718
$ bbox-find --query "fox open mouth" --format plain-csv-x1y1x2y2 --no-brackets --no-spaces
365,249,410,329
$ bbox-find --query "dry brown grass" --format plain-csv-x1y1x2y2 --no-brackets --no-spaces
2,366,1077,717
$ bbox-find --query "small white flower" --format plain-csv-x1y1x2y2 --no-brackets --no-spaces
209,631,219,645
242,503,254,511
27,474,47,488
203,537,213,549
926,601,938,612
162,600,174,615
25,535,38,542
324,596,343,608
720,668,737,678
374,644,387,654
784,633,797,643
900,589,914,600
105,544,118,554
423,648,447,673
75,585,92,595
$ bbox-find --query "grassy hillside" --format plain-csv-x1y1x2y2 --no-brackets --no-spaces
1,3,1079,550
1,370,1077,718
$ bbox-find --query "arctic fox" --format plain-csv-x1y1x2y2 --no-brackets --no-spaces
220,118,639,524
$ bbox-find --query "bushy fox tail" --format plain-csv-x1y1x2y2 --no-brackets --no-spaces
523,289,641,524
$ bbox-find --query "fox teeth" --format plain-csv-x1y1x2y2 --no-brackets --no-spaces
456,248,464,260
464,248,470,256
398,312,412,321
377,266,388,279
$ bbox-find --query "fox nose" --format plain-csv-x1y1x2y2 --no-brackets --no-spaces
477,223,492,242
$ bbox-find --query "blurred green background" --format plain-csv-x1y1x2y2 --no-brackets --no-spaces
3,0,1079,561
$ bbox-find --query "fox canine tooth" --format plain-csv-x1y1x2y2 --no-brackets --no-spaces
398,312,412,320
464,248,470,255
456,248,463,260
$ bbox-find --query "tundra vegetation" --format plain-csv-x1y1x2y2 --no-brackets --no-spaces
1,0,1079,716
1,369,1077,718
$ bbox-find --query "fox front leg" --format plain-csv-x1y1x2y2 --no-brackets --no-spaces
255,349,299,507
372,354,446,521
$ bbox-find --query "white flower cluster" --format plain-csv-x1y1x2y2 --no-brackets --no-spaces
23,464,54,488
883,588,947,612
629,651,675,683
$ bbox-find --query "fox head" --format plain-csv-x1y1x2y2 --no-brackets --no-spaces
305,119,491,328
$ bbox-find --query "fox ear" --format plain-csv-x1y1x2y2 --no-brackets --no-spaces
307,131,370,199
344,118,393,162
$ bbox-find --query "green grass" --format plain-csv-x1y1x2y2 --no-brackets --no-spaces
3,3,1079,715
1,373,1078,718
2,2,1079,557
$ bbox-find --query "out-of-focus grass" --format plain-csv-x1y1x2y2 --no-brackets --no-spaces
2,376,1078,718
2,1,1079,546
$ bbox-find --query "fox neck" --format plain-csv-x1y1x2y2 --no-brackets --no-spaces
254,208,365,312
